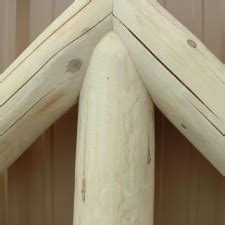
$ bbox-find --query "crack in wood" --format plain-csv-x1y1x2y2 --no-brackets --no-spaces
134,1,225,84
185,96,225,136
0,14,112,135
113,16,223,133
0,13,112,107
0,0,91,82
0,76,79,136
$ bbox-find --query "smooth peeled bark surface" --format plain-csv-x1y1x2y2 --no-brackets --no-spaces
0,0,113,170
113,17,225,175
113,0,225,175
74,32,155,225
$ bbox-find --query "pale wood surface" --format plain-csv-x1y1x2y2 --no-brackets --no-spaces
74,32,155,225
113,0,225,175
0,0,16,72
154,1,225,225
0,0,225,176
1,0,225,225
6,1,78,225
0,0,113,170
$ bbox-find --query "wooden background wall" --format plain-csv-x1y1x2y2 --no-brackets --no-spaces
0,0,225,225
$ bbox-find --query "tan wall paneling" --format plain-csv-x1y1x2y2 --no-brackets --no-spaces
0,0,17,72
0,0,17,223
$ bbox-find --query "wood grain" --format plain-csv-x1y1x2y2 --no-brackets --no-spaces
154,1,225,225
113,0,225,175
74,32,155,225
1,0,225,224
0,0,113,170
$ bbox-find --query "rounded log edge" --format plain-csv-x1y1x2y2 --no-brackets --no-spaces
74,32,155,225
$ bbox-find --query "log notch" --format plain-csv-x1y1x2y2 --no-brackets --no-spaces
0,0,113,170
113,0,225,175
74,32,155,225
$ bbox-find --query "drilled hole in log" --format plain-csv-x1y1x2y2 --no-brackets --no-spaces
187,39,197,48
181,124,187,129
67,59,82,73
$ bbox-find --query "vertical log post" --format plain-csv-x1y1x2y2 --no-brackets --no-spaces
74,32,155,225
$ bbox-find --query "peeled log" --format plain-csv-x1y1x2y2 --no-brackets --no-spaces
74,32,155,225
114,15,225,174
1,0,225,178
0,0,112,170
113,0,225,175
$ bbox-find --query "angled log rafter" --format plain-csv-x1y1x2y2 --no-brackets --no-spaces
113,0,225,175
0,0,225,177
0,0,113,170
74,32,155,225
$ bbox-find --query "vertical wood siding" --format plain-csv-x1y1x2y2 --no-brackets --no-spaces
0,0,17,72
0,0,225,225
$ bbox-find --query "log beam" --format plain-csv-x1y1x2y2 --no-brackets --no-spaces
74,32,155,225
1,0,225,176
0,0,113,170
113,0,225,175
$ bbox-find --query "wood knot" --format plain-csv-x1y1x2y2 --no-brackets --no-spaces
67,59,82,73
187,39,197,48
